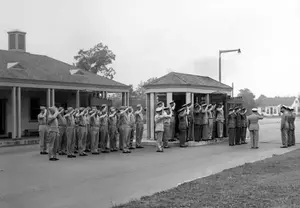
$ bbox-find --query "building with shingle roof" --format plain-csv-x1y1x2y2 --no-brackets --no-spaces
143,71,234,139
0,30,130,139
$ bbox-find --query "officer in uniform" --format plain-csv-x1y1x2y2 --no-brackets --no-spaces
235,106,242,145
186,103,194,141
90,108,100,154
128,107,136,149
85,107,91,153
215,103,224,138
47,106,60,161
135,104,144,148
38,106,48,155
64,107,76,158
287,107,294,147
99,104,109,153
178,106,188,147
290,107,296,146
240,107,248,144
155,107,171,152
280,105,289,148
119,106,131,153
201,104,209,141
193,103,201,142
162,106,172,148
75,107,88,156
228,108,236,146
207,104,216,140
108,107,118,152
57,107,67,155
169,101,177,141
247,108,264,149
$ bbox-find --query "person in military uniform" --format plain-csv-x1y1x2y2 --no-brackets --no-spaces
178,106,188,147
186,103,194,141
90,108,100,154
108,107,118,152
200,104,209,141
119,106,131,153
280,105,289,148
228,108,236,146
99,104,109,153
162,106,172,148
47,106,60,161
154,107,171,152
85,107,91,153
128,107,136,149
75,107,88,156
207,104,216,140
215,103,224,138
290,107,296,146
57,107,67,155
135,104,144,148
287,107,295,147
38,106,48,155
169,101,177,142
193,103,202,142
247,108,264,149
240,107,248,144
64,107,76,158
235,106,242,145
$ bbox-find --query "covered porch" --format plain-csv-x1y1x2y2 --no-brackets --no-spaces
0,80,130,139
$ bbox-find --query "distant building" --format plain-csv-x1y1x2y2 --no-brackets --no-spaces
257,97,300,116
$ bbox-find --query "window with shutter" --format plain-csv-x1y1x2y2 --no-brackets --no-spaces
9,34,16,50
18,34,25,50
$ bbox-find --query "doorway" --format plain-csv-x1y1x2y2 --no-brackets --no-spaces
0,99,6,135
173,93,186,136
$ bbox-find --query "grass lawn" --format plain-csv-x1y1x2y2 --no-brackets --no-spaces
113,149,300,208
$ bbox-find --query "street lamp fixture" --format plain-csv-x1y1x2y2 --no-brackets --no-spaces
219,48,241,83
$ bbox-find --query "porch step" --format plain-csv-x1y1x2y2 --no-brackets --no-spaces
0,137,228,148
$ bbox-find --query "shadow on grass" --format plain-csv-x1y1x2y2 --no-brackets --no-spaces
113,148,300,208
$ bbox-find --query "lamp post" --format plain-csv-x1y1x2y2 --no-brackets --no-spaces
219,48,241,83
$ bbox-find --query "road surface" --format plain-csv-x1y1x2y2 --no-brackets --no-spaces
0,117,299,208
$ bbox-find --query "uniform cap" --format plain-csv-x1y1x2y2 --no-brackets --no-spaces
229,108,233,111
164,107,170,110
79,107,85,111
201,104,207,107
252,108,258,112
40,106,46,110
242,107,246,110
156,101,163,106
58,107,64,111
137,104,142,107
178,107,185,113
156,107,163,112
169,100,175,104
67,107,73,111
235,106,240,110
48,106,56,113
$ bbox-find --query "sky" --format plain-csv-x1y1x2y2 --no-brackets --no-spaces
0,0,300,98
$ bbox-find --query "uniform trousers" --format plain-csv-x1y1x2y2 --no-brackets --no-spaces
58,126,66,153
77,126,87,154
38,125,48,152
128,126,135,148
201,124,208,140
228,128,235,145
163,123,171,147
100,125,109,150
208,119,214,140
48,131,59,159
178,127,187,146
109,126,118,150
66,127,75,155
155,131,164,151
281,129,288,147
170,117,176,139
249,130,259,148
216,121,224,138
194,124,201,142
187,122,194,141
90,126,100,153
85,125,91,150
235,127,241,144
135,123,144,147
241,127,247,143
119,125,130,151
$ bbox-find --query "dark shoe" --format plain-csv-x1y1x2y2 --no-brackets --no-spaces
102,150,110,153
129,147,135,150
236,143,241,145
49,158,56,161
58,152,63,155
40,152,44,155
180,145,188,148
136,146,144,149
61,152,67,155
156,150,164,152
280,146,288,148
123,150,131,153
67,155,73,158
255,147,259,149
119,148,123,151
41,151,48,155
79,153,88,156
71,155,76,158
54,158,59,161
74,151,78,154
164,146,170,149
92,152,100,155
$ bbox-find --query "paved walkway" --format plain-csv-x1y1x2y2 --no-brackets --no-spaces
0,119,299,208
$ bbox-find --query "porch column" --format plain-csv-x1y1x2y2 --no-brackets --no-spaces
191,93,194,106
51,89,55,106
146,93,150,139
76,90,80,108
17,87,21,139
11,87,17,139
206,94,210,104
47,88,51,108
126,92,130,106
186,92,191,104
121,92,125,106
150,93,155,140
166,92,173,107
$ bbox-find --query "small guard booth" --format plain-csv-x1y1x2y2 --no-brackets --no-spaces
143,72,235,140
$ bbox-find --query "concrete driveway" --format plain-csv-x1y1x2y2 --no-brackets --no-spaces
0,118,298,208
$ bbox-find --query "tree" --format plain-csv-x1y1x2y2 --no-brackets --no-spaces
237,88,256,113
255,94,267,106
134,77,158,99
74,43,116,79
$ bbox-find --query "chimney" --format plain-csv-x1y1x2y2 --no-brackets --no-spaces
7,30,26,52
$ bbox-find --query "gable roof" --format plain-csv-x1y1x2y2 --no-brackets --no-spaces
144,72,232,89
257,97,296,107
0,50,129,88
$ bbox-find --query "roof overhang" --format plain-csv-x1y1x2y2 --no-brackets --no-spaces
0,78,130,93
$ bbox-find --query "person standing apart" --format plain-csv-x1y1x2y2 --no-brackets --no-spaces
155,107,170,152
162,106,172,148
247,108,264,149
215,103,224,138
287,107,294,147
47,106,60,161
280,105,290,148
290,107,296,146
235,107,242,145
240,107,248,144
228,108,236,146
207,104,216,140
57,107,67,155
38,106,48,155
135,104,144,148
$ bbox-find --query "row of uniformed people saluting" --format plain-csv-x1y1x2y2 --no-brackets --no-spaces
38,104,145,161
